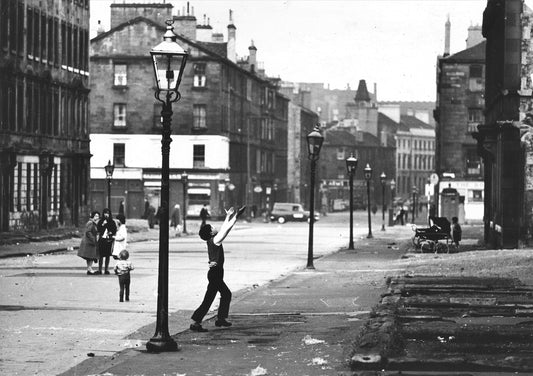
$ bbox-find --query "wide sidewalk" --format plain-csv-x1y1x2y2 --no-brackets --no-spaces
58,224,416,376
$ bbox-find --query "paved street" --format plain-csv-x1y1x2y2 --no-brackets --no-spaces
0,211,390,375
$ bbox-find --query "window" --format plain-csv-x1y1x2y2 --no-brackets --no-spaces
114,64,127,86
153,103,162,128
468,108,483,122
336,148,345,160
193,104,206,129
193,144,205,168
193,63,206,87
469,190,483,202
113,143,125,167
113,104,126,127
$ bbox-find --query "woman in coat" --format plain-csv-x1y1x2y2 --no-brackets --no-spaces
78,211,100,275
96,208,117,275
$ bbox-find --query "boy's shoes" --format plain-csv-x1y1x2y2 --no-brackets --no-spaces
94,271,102,275
119,299,123,302
87,271,95,275
104,270,110,275
190,323,208,332
215,319,232,327
235,206,246,219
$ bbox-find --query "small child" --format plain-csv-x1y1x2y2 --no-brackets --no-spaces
114,250,134,302
451,216,462,248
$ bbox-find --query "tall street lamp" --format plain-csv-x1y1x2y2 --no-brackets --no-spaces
306,125,324,269
345,153,358,250
104,160,114,210
146,20,188,353
380,172,387,231
364,163,373,239
390,179,396,226
412,185,418,223
181,172,188,234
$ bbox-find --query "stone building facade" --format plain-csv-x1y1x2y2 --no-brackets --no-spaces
434,23,486,223
0,0,91,232
90,3,288,219
476,0,533,248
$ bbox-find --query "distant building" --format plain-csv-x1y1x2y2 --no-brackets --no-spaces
0,0,91,232
435,19,486,223
89,3,288,218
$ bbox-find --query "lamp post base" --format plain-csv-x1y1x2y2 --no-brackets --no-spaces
367,233,373,239
146,336,180,353
381,224,385,231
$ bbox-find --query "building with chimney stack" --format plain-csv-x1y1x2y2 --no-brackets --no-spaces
0,0,91,233
89,2,289,219
434,17,486,224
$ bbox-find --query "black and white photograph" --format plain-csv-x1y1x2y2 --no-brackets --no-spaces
1,0,533,374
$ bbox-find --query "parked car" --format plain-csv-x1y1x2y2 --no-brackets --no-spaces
269,202,320,224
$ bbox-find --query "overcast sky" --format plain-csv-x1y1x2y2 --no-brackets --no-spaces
89,0,532,102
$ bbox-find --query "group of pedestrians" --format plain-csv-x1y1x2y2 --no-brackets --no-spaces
77,201,248,328
77,208,134,302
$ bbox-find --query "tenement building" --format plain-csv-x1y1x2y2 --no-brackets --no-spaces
0,0,91,232
435,21,486,223
90,3,288,218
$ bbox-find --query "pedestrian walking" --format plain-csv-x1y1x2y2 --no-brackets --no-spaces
170,204,182,236
190,205,246,332
147,205,156,229
112,214,128,259
96,208,117,275
199,204,210,226
77,211,100,275
451,216,462,248
114,250,134,302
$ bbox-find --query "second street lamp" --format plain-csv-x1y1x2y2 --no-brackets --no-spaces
380,172,387,231
345,153,358,250
306,125,324,269
104,160,115,210
390,179,396,226
181,172,188,234
364,163,373,239
146,20,188,353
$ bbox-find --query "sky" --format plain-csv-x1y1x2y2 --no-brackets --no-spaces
89,0,533,102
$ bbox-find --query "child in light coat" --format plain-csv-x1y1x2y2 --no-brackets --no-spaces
114,250,134,302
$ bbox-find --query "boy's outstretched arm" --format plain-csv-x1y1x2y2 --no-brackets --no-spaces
213,207,237,245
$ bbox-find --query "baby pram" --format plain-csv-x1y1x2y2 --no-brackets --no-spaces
412,216,451,252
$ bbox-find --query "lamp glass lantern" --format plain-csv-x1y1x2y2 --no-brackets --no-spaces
380,172,387,185
364,163,373,181
345,154,358,175
150,22,188,92
104,160,115,179
306,125,324,160
390,179,396,191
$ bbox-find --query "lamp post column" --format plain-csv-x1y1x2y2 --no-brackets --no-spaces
380,172,386,231
307,157,317,269
345,154,357,250
182,172,188,234
364,164,373,239
146,97,178,353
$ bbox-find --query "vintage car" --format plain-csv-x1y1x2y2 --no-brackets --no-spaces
269,202,320,224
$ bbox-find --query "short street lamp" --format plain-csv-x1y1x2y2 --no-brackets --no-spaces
181,172,188,234
345,153,358,250
364,163,373,239
146,20,188,353
104,160,115,210
390,179,396,226
306,125,324,269
380,172,387,231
